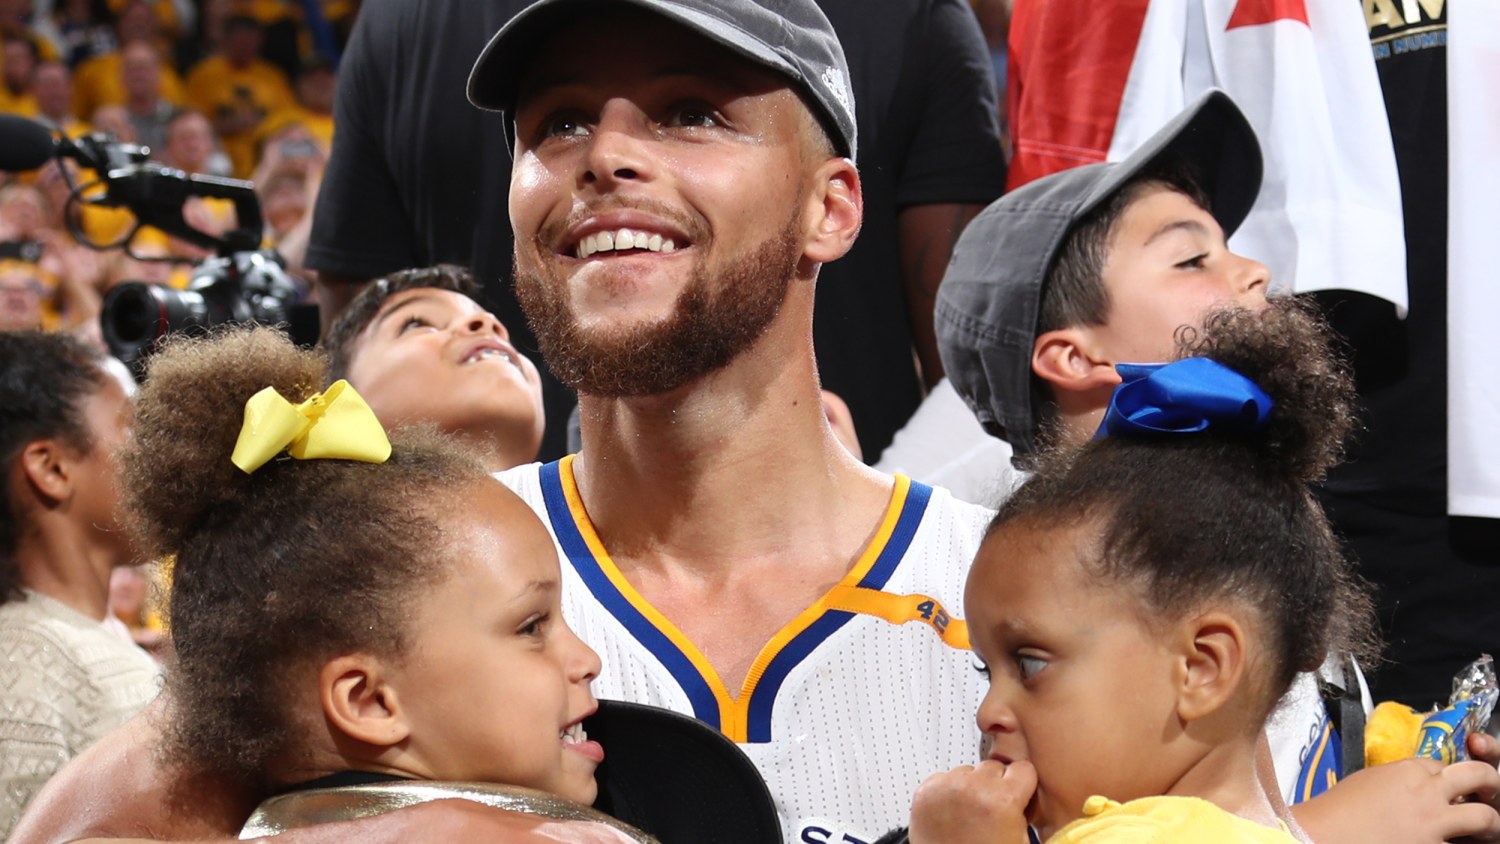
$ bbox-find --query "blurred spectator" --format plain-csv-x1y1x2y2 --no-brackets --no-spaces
0,32,38,114
70,0,186,121
30,0,116,67
118,39,170,152
158,107,228,176
106,562,167,656
0,0,57,64
184,14,292,178
0,183,105,329
87,101,134,141
30,59,85,136
251,121,324,277
259,54,333,152
0,259,48,330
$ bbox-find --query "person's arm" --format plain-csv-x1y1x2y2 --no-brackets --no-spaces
893,0,1006,389
312,270,371,338
1286,732,1500,844
898,203,986,388
63,799,649,844
906,760,1035,844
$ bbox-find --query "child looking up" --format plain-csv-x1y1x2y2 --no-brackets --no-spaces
912,303,1381,843
322,265,546,472
116,325,623,830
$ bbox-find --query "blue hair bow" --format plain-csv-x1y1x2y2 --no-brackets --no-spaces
1096,358,1273,439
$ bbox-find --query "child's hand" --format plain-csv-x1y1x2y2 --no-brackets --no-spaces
1291,757,1500,844
908,759,1035,844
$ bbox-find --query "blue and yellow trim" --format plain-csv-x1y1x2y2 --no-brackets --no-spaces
1294,708,1342,803
541,456,961,743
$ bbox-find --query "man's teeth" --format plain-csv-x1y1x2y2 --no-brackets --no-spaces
561,722,588,744
576,228,677,259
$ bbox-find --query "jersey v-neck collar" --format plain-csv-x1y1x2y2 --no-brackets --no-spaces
538,455,935,743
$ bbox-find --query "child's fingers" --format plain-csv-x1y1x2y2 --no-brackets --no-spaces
1469,732,1500,769
909,763,1031,844
1443,760,1500,804
1440,800,1500,842
1003,758,1038,795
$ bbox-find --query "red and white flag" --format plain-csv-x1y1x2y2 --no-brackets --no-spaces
1004,0,1500,516
1008,0,1407,309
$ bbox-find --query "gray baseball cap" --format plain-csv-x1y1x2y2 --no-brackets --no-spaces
467,0,858,159
935,89,1262,457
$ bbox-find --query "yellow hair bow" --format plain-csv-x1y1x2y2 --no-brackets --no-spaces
230,380,392,474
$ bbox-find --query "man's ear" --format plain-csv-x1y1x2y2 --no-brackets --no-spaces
1174,611,1247,723
802,157,862,265
18,439,73,504
321,655,411,750
1031,328,1121,397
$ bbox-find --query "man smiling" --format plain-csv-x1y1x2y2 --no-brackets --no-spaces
472,0,992,839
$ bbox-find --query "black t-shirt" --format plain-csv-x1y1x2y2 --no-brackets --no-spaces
1313,2,1500,707
812,0,1007,460
305,0,560,453
306,0,1006,462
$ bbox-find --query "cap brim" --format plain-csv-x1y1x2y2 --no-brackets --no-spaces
468,0,796,116
1080,89,1263,238
586,700,783,843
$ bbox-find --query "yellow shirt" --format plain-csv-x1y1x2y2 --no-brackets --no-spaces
0,88,38,117
185,55,295,178
1047,796,1297,844
70,52,187,120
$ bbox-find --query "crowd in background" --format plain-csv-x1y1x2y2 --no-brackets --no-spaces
0,0,351,346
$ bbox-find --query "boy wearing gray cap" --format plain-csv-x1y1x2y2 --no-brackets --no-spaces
932,90,1500,844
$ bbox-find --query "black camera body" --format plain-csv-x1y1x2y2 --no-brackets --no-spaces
63,130,320,370
101,249,308,367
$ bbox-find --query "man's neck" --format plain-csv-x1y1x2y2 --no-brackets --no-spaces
572,324,890,580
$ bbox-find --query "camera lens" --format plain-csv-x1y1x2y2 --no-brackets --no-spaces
101,282,211,364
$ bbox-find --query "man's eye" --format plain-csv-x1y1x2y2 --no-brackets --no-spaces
399,316,432,332
543,115,590,138
1176,253,1208,270
1017,654,1048,680
668,105,718,128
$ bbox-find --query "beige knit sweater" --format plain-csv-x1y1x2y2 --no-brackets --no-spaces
0,589,162,837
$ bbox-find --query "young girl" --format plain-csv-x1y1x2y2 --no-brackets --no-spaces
0,331,160,837
908,304,1380,843
116,324,629,833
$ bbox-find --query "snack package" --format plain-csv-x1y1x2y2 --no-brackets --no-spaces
1366,654,1497,767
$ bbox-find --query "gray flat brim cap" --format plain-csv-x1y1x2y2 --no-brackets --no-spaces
936,89,1262,457
467,0,857,159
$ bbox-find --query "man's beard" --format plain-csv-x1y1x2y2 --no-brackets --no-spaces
514,216,803,397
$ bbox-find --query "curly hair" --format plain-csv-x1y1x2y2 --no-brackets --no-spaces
322,265,478,383
992,299,1378,711
119,325,492,788
0,331,107,603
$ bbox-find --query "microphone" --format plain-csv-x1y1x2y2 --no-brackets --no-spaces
0,114,61,172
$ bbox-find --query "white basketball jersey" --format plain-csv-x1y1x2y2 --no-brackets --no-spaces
500,458,993,844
